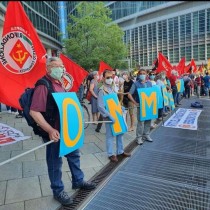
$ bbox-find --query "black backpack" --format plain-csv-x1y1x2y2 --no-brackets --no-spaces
19,76,55,138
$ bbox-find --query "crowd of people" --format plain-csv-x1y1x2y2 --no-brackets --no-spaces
1,57,209,207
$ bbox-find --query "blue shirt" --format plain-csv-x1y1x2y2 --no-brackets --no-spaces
203,75,210,87
129,80,152,103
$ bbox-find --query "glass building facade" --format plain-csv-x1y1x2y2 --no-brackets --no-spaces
64,1,210,68
123,7,210,68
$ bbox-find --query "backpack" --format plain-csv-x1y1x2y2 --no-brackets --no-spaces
191,101,203,108
19,76,55,138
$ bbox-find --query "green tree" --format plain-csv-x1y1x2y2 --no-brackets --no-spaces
63,2,127,70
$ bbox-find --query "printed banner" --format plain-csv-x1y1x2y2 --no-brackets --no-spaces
138,86,158,121
103,93,127,136
0,123,30,146
163,108,202,130
52,92,84,157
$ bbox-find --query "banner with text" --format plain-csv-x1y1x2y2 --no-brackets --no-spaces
0,123,30,146
163,108,202,130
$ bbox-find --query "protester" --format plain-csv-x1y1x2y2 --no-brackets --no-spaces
122,71,135,132
203,72,210,97
195,74,201,98
89,71,99,123
97,69,131,162
148,71,158,128
169,70,179,107
29,57,96,206
128,69,153,145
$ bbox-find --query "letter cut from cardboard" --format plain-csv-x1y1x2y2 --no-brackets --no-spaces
103,93,128,136
137,86,158,121
52,92,84,157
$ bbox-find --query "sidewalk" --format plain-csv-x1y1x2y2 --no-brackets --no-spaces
0,103,135,210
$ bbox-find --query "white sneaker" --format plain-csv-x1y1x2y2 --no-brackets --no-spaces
8,110,11,113
144,135,153,142
136,137,143,145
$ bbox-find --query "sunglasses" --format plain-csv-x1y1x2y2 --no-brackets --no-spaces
105,76,112,79
150,74,155,75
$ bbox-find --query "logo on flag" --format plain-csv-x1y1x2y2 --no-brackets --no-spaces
0,30,37,74
62,72,74,91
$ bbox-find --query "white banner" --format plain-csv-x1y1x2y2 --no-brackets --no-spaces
163,108,202,130
0,123,30,146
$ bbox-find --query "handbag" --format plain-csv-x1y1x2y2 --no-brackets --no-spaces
86,90,92,101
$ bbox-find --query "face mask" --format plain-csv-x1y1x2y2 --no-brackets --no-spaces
139,75,146,81
150,75,155,80
96,75,99,80
162,75,166,79
105,78,113,85
50,67,64,80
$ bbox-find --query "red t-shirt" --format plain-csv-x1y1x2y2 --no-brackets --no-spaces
30,75,65,129
169,74,177,86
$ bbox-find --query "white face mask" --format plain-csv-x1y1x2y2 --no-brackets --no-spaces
96,75,99,80
105,78,113,85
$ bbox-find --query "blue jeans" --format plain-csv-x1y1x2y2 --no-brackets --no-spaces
45,140,84,196
105,122,124,157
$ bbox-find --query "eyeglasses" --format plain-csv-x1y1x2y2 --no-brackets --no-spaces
105,76,112,79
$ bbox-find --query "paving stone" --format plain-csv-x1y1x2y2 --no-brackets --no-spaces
84,134,98,143
0,162,22,181
5,177,41,204
0,181,6,206
39,172,72,197
0,202,24,210
94,140,106,152
35,148,46,160
11,150,35,162
82,167,98,181
80,154,102,169
14,122,28,128
80,142,102,155
94,152,110,165
23,160,48,178
0,141,22,152
94,166,104,173
0,151,11,162
25,196,60,210
23,139,42,150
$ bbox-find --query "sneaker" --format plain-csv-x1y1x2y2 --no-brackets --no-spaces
54,191,73,206
117,152,131,158
7,110,11,114
72,181,96,190
143,135,153,142
95,129,100,133
136,137,143,145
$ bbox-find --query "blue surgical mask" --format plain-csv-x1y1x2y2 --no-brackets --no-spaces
150,75,155,80
139,75,146,81
50,67,64,80
162,75,166,79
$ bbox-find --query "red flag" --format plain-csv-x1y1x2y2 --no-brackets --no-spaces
0,1,46,109
60,53,88,92
98,61,113,76
176,57,185,75
190,59,197,73
184,63,191,73
156,52,173,77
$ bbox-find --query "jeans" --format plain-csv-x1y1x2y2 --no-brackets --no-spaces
105,121,124,157
204,87,209,97
136,108,151,138
96,114,103,131
171,86,178,105
197,86,201,98
45,139,84,196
